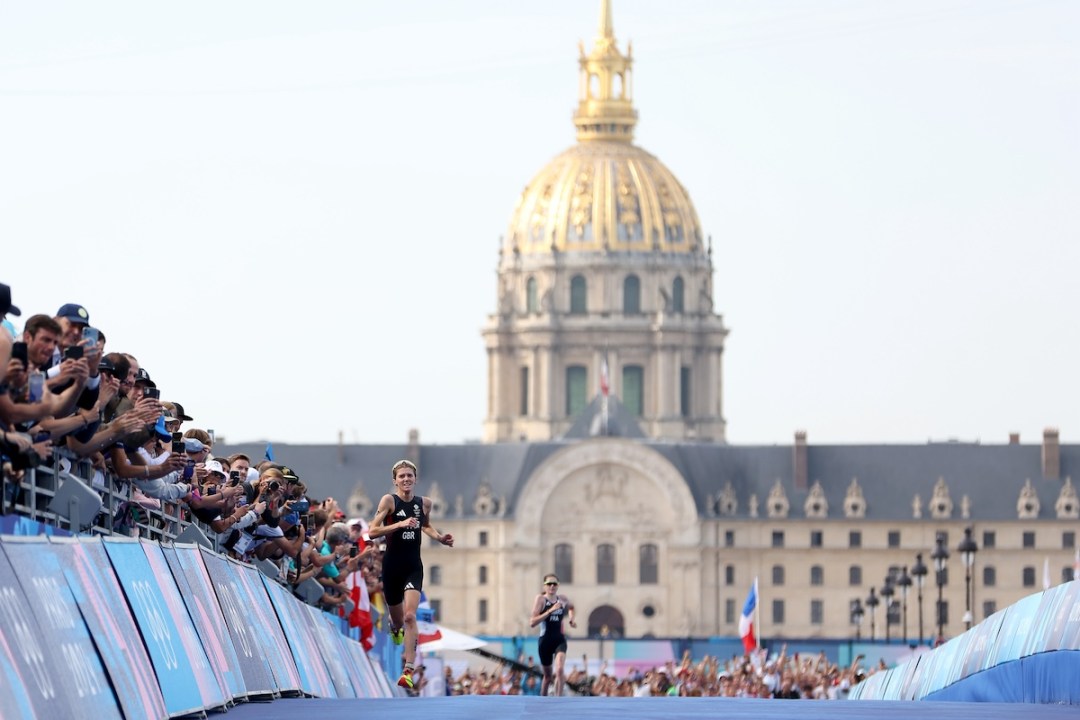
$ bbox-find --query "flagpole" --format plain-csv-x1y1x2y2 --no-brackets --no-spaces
754,576,761,651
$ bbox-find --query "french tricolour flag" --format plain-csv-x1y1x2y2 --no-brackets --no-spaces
738,578,758,654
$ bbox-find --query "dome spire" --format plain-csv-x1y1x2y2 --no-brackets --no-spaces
599,0,614,40
574,0,637,143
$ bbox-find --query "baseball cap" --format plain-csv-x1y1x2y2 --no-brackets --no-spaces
183,437,206,453
205,460,227,477
281,466,299,483
170,401,193,421
152,416,172,440
56,303,90,325
134,368,156,388
0,283,21,317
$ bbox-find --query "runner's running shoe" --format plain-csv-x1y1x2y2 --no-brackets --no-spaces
391,627,405,645
397,667,414,689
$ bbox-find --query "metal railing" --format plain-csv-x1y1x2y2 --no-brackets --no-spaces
1,448,209,542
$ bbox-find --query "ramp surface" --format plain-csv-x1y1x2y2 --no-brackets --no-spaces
226,695,1080,719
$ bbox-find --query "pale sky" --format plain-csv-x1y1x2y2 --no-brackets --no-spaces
2,1,1077,447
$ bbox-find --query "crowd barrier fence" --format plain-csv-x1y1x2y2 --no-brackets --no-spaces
0,448,395,717
849,581,1080,703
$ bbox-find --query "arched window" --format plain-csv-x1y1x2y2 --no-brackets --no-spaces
772,565,785,586
566,365,587,416
597,543,616,584
810,565,824,586
554,543,573,584
639,544,658,584
622,365,644,416
672,276,685,313
570,275,587,314
623,274,641,314
526,277,538,313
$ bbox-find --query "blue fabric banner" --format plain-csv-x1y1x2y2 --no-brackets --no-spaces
139,540,229,711
261,574,337,698
232,560,303,694
201,548,278,695
55,538,168,720
163,544,248,702
0,540,81,718
1,537,121,720
103,537,220,716
308,607,360,698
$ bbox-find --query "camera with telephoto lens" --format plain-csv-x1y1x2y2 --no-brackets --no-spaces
268,481,280,492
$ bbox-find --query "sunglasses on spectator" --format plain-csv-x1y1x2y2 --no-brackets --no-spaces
544,581,558,586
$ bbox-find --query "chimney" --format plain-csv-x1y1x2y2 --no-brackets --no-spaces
408,428,421,467
793,430,808,490
1042,427,1060,479
1008,432,1020,445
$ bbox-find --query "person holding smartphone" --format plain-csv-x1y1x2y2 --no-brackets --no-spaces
368,459,454,690
529,573,576,697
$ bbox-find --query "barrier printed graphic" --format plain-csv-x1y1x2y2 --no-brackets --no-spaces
261,573,337,697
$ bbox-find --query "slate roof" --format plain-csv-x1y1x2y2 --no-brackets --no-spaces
213,437,1080,524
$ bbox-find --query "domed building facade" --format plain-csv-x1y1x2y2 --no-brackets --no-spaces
220,2,1080,650
482,0,728,443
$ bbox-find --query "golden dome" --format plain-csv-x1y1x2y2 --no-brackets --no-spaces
504,1,704,257
506,142,703,256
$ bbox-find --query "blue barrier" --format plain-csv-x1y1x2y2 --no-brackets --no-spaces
0,532,394,718
850,581,1080,703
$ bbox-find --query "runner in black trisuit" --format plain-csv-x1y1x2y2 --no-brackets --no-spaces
529,573,576,696
368,459,454,690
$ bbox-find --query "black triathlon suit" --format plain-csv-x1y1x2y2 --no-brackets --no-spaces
537,596,568,666
380,494,425,606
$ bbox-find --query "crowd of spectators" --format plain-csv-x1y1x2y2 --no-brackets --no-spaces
0,283,384,645
441,646,879,699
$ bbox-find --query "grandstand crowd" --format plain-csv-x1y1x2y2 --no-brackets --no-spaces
438,645,877,698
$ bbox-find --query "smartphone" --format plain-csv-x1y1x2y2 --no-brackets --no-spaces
63,345,84,360
172,438,184,454
229,470,240,485
82,326,99,345
11,341,27,368
143,387,161,399
349,544,358,558
27,372,45,403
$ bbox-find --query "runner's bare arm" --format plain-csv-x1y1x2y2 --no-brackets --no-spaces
529,594,550,627
367,494,397,539
421,496,454,546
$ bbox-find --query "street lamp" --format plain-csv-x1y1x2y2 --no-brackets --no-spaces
851,598,865,640
931,532,950,644
865,586,879,641
911,553,928,646
958,527,978,631
897,566,913,647
880,575,895,643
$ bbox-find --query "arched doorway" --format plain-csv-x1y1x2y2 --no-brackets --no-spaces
587,605,625,639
